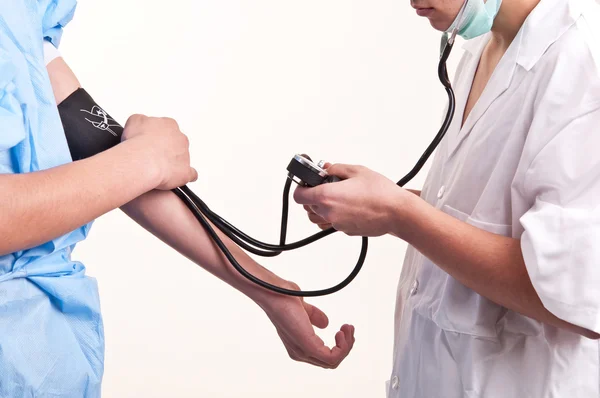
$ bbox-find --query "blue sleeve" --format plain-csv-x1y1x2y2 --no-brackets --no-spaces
39,0,78,48
0,51,26,154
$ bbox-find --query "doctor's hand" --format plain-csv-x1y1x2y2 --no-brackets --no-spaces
294,163,410,237
259,282,355,369
122,114,198,191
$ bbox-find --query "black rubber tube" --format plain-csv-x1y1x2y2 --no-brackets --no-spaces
173,40,457,297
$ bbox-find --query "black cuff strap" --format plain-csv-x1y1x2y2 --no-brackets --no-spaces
58,88,124,161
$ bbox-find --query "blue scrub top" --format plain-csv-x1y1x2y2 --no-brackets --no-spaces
0,1,104,396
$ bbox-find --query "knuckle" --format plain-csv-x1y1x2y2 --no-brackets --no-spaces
316,190,331,206
127,113,146,126
162,117,179,129
346,165,358,174
289,352,300,361
130,113,145,121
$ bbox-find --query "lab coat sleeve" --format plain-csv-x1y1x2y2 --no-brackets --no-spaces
39,0,78,48
520,104,600,333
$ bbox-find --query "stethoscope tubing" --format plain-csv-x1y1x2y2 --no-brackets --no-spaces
171,39,457,297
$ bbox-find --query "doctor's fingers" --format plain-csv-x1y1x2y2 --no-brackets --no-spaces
303,204,322,217
326,164,363,179
294,186,319,206
310,216,333,231
308,215,332,230
303,205,333,229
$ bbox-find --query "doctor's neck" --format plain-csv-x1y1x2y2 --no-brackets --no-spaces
491,0,541,48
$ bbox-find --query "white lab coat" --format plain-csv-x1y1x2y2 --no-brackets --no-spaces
387,0,600,396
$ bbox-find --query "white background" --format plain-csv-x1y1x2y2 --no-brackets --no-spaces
61,1,463,397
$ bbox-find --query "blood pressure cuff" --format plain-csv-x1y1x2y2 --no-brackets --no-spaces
58,88,123,161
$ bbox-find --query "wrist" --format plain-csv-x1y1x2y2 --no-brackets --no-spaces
239,268,298,312
387,188,422,240
120,138,162,191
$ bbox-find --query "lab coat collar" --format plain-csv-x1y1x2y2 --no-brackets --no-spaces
446,35,519,160
459,0,583,70
516,0,584,71
446,0,584,160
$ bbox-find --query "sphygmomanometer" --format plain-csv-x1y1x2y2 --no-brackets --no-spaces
53,29,458,297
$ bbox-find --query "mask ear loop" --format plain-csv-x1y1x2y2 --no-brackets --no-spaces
441,0,470,57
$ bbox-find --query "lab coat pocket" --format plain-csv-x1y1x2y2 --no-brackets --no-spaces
428,205,512,340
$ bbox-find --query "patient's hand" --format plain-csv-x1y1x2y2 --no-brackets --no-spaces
259,282,355,369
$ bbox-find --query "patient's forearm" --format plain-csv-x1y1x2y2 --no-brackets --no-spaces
47,55,289,305
120,190,287,304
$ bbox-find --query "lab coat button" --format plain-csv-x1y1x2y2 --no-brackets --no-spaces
437,185,446,199
410,280,419,296
391,376,399,390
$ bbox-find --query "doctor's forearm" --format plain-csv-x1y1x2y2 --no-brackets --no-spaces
120,190,293,306
392,195,599,339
